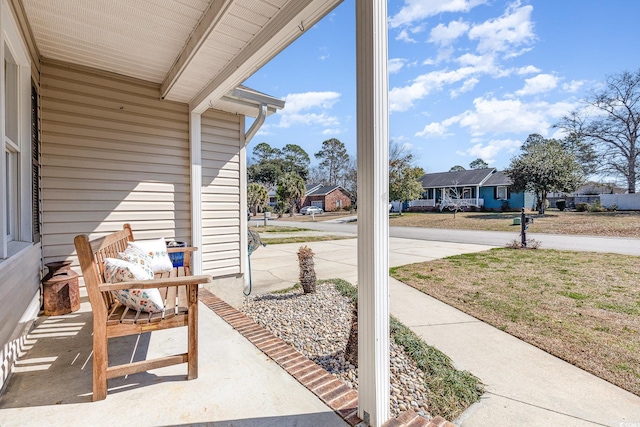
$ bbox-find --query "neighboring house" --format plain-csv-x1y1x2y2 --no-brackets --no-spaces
0,0,337,397
410,168,534,211
302,184,352,211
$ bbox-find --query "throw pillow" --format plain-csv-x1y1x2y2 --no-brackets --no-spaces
103,258,164,313
118,246,154,279
127,237,174,273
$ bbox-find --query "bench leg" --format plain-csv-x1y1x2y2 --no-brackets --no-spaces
187,285,198,380
93,322,108,401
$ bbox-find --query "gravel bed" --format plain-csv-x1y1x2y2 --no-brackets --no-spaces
242,282,432,419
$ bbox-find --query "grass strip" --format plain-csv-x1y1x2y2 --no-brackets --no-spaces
324,278,483,420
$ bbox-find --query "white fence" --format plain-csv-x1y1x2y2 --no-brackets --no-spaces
409,199,436,208
600,194,640,210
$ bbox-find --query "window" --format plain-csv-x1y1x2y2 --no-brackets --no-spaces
2,2,33,259
336,199,342,208
496,186,508,200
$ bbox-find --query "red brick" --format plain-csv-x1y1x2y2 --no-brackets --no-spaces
344,410,362,427
314,378,344,396
381,419,403,427
288,360,317,375
396,410,418,424
321,384,351,404
297,368,328,386
330,390,358,410
272,348,300,362
292,364,322,381
280,354,307,369
307,373,335,390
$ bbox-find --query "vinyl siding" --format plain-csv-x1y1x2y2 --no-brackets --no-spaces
0,244,41,393
40,60,191,266
201,109,242,277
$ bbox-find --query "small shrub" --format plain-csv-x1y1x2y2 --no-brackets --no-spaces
588,200,606,212
556,199,566,211
575,202,589,212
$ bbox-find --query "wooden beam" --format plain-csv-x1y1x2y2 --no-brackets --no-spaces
161,0,234,99
356,0,390,426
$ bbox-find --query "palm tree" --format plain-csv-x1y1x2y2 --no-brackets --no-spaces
276,172,305,216
247,182,268,216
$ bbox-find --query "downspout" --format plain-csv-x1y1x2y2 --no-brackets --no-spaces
244,103,268,145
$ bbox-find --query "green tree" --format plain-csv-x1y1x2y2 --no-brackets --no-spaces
247,183,268,216
449,165,466,172
315,138,350,185
276,172,305,216
389,142,424,215
248,142,311,188
505,134,584,214
469,158,489,169
281,144,310,181
556,69,640,193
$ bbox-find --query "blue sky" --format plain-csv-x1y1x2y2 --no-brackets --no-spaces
244,0,640,175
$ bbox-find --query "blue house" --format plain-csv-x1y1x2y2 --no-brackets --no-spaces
410,168,534,211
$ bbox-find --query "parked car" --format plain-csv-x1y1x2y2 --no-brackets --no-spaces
300,206,324,215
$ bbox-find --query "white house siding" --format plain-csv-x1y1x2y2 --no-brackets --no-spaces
40,60,191,266
0,244,41,394
0,0,42,396
200,110,243,278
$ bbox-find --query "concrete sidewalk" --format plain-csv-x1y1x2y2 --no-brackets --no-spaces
234,237,640,427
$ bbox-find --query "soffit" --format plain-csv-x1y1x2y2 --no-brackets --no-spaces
20,0,342,109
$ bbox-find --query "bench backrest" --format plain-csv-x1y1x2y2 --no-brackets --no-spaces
74,224,135,318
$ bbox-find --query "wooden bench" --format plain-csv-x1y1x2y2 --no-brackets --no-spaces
74,224,212,401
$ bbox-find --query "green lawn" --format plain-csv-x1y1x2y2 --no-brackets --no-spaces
390,248,640,397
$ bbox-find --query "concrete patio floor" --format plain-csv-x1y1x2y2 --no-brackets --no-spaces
0,294,348,427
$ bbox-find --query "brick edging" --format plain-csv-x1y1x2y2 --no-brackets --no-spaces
199,289,454,427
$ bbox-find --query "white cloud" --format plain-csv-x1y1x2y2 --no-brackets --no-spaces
450,77,479,98
321,128,342,135
454,96,576,136
456,138,522,162
390,0,488,28
562,79,586,93
389,58,407,74
415,122,450,138
278,113,340,129
468,3,535,55
517,65,541,75
389,66,478,111
277,91,341,129
396,29,417,43
515,73,558,96
429,19,470,46
282,91,340,114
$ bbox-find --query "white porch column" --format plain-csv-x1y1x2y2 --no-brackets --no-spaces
356,0,390,426
189,112,203,275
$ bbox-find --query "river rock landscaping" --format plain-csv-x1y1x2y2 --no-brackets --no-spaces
241,280,482,420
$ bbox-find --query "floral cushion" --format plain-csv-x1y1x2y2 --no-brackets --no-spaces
118,246,154,279
103,258,164,313
127,238,174,273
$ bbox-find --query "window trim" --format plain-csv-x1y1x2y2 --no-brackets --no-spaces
1,0,32,259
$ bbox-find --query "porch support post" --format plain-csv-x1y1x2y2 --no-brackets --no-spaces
356,0,390,426
189,112,203,275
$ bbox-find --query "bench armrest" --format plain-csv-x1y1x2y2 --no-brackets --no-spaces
99,275,212,292
166,246,198,253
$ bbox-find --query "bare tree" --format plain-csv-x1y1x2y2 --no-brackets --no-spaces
439,182,469,218
556,69,640,193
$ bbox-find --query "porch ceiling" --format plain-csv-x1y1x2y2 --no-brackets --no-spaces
20,0,341,113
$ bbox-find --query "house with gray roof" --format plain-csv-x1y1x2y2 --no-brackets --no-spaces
410,168,534,211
